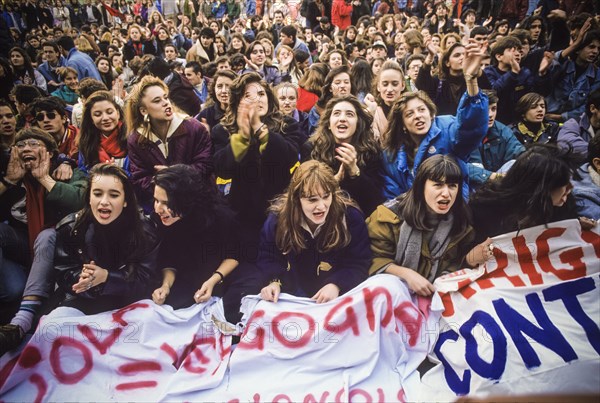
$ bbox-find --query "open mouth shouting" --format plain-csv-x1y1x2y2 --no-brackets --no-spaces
21,153,37,168
436,199,451,212
97,207,112,221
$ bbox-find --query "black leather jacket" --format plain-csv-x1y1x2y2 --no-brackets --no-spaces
53,211,160,310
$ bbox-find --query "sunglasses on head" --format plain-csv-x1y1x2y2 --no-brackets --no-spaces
35,111,58,121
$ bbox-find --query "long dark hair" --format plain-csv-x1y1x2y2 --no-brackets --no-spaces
9,47,36,83
438,42,464,80
316,65,354,109
398,154,471,234
75,163,147,260
311,95,379,168
152,164,220,230
79,91,127,167
204,68,236,109
350,58,373,97
520,15,547,47
221,72,285,134
470,144,574,229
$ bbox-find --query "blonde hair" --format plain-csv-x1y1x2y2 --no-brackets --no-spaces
75,36,93,52
125,75,169,143
55,66,78,80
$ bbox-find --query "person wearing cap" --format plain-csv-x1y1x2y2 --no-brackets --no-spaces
371,40,389,59
331,0,352,31
186,26,218,65
0,127,87,311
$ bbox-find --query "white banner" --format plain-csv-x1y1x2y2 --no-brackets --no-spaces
0,276,442,402
420,219,600,401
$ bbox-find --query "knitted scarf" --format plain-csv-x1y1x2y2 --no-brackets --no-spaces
98,122,126,163
394,212,454,282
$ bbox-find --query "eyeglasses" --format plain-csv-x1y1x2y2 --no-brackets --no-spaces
35,111,57,121
15,139,43,149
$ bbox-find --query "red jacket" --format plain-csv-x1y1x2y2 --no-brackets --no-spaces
331,0,352,30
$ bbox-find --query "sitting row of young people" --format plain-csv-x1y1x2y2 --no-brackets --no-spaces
1,139,580,356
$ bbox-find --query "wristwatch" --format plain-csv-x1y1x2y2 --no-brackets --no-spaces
350,168,360,178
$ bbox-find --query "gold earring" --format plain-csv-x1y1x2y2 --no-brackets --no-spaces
143,114,149,124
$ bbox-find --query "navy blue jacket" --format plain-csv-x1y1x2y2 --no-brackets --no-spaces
257,206,371,296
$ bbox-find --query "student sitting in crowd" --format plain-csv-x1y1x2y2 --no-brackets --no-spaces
259,160,371,304
367,155,493,297
0,163,157,354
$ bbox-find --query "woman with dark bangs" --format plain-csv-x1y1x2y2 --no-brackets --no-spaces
258,160,371,304
302,95,384,215
243,40,290,86
227,32,248,56
368,155,493,296
308,65,355,134
511,92,559,145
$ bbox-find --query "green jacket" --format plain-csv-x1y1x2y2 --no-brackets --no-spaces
0,164,87,232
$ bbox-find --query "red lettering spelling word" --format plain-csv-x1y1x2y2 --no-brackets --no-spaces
182,336,215,374
115,381,158,391
49,337,93,384
582,230,600,257
324,296,359,336
18,345,42,369
271,312,316,348
0,356,19,390
362,287,393,332
29,373,47,403
302,391,330,403
237,310,266,351
78,325,123,355
536,227,586,280
112,302,149,326
118,360,161,374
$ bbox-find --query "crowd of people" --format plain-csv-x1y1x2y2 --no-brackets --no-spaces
0,0,599,358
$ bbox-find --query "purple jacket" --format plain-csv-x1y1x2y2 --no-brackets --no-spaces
127,117,214,209
557,113,594,162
